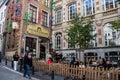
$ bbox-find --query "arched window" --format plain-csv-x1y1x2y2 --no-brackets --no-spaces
103,23,118,46
82,0,95,16
101,0,117,11
55,32,62,49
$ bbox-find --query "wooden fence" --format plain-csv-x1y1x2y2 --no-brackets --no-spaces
33,59,120,80
5,56,120,80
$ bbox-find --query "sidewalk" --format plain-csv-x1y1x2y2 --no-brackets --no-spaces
0,59,69,80
0,63,39,80
0,59,39,80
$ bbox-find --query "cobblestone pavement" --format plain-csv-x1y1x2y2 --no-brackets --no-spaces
0,63,40,80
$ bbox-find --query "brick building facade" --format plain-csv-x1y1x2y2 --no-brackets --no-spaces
5,0,51,59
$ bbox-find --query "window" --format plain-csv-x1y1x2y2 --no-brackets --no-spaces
0,24,1,33
68,3,77,20
1,12,3,20
25,37,37,52
103,23,119,46
83,0,95,16
29,5,37,23
41,0,49,7
55,9,62,24
102,0,117,11
112,31,117,40
55,32,62,49
45,0,49,7
42,11,48,27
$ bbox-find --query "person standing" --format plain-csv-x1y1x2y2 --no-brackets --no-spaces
23,51,33,79
13,52,19,70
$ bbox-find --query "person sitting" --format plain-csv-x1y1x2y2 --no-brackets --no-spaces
47,57,52,64
97,57,103,67
104,60,112,70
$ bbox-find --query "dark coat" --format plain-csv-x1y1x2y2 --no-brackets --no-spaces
13,54,19,61
23,55,33,67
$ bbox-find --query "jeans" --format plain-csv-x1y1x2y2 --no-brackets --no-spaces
24,64,31,77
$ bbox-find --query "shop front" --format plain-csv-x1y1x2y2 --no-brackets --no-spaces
24,24,50,59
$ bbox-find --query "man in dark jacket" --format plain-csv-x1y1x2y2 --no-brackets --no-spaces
23,51,32,79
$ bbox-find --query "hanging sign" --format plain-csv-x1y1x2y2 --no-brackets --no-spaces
12,22,19,29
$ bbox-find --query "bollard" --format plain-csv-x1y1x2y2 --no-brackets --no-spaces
5,58,7,65
82,75,86,80
20,63,22,71
11,61,14,68
51,70,54,80
19,59,23,71
0,52,1,63
0,59,1,63
32,66,34,75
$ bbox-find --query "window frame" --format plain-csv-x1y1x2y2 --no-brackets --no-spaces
42,10,48,27
55,33,62,49
29,4,37,23
55,8,62,24
101,0,117,11
68,2,77,20
82,0,95,16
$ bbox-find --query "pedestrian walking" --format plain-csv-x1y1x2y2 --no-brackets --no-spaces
13,52,19,70
23,51,33,79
